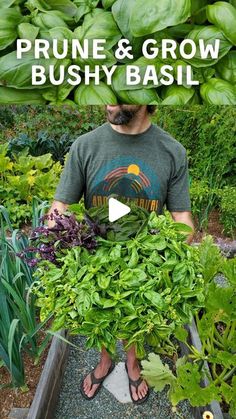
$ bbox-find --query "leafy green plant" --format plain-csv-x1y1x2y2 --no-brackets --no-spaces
30,205,204,358
0,1,236,104
155,106,236,232
0,105,106,145
190,178,221,231
155,106,236,186
0,144,62,227
0,201,51,388
7,131,74,164
219,187,236,238
142,237,236,417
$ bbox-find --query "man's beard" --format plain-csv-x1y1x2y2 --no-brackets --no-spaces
106,106,142,125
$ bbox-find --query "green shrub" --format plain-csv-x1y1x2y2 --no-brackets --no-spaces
190,179,221,230
155,106,236,187
219,187,236,238
0,144,62,227
0,105,106,145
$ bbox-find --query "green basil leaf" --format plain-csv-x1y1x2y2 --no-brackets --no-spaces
97,274,111,289
111,58,164,92
130,0,191,37
102,298,118,308
207,1,236,45
0,8,23,50
0,50,68,89
0,86,46,104
32,11,68,29
216,50,236,84
193,67,215,84
128,247,139,268
144,291,164,309
112,0,136,40
165,23,197,38
162,85,195,105
111,62,161,103
25,0,78,17
74,81,118,105
74,0,99,22
191,0,208,24
200,78,236,104
17,22,39,42
0,0,18,7
74,10,121,50
184,26,232,68
102,0,116,9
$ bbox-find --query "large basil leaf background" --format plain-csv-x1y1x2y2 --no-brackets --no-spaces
0,0,235,104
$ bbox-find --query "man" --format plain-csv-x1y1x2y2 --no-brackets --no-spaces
48,105,194,404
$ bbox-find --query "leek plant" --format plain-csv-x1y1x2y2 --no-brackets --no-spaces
0,198,51,388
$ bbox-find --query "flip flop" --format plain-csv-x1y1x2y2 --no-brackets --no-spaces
125,362,150,405
80,360,115,400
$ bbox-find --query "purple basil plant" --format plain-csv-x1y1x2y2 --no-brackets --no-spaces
17,209,97,267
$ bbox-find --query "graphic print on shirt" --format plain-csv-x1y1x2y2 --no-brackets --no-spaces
90,156,160,212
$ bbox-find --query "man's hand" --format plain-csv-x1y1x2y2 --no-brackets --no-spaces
47,200,69,228
171,211,194,243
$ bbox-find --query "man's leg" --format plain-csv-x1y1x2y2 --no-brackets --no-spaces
125,344,149,401
82,347,112,398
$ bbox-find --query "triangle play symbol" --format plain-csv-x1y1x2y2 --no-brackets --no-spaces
108,198,131,222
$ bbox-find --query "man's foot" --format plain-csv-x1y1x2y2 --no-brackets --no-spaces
125,360,149,404
81,359,114,399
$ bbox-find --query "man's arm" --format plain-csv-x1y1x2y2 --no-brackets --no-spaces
171,211,194,243
47,200,69,228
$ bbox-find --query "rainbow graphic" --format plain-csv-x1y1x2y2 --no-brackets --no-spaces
103,164,151,194
89,156,160,211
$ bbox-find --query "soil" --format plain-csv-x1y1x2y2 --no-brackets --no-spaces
193,210,231,242
0,334,50,419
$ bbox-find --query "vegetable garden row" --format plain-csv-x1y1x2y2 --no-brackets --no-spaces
1,201,236,417
0,105,235,417
0,105,235,236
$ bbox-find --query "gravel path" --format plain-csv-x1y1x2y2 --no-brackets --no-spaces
54,336,194,419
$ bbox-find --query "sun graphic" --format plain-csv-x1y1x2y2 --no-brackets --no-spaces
127,164,140,176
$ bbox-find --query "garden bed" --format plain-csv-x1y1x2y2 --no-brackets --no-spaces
3,330,69,419
181,320,225,419
0,345,49,419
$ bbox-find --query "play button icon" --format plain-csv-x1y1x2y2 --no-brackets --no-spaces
108,198,131,222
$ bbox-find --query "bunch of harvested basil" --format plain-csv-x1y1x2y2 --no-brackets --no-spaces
0,0,235,104
31,206,204,357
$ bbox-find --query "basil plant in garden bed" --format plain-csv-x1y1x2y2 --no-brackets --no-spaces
142,237,236,418
19,204,205,359
0,0,235,104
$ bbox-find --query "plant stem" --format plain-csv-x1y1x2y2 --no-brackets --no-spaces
221,366,236,383
212,336,224,350
224,322,231,337
212,362,217,380
226,321,236,343
215,367,228,385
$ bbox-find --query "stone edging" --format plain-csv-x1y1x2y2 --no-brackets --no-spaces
8,330,69,419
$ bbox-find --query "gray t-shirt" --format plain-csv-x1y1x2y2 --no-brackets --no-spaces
54,122,191,214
